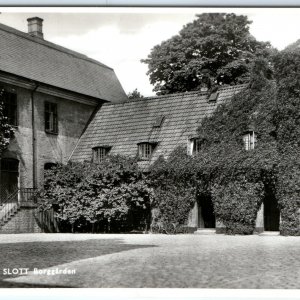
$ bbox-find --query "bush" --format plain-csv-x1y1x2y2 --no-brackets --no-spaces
148,147,196,233
276,153,300,236
38,156,154,233
211,180,264,234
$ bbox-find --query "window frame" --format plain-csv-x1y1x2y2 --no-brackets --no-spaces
138,142,155,160
92,146,111,163
243,131,256,151
189,138,205,155
45,101,58,134
1,91,18,126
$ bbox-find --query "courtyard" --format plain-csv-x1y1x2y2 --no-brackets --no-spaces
0,233,299,288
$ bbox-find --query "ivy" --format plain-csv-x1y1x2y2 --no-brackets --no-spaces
150,56,299,235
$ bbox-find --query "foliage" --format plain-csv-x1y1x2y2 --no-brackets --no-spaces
271,50,300,235
127,88,144,99
38,155,154,233
0,89,14,156
148,147,196,233
142,13,273,95
149,59,281,234
212,180,264,234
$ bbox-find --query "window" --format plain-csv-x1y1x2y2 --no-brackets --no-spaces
1,91,17,126
93,147,110,163
243,131,256,150
138,143,154,159
208,92,219,102
45,102,58,134
189,138,204,155
44,162,57,170
153,115,165,128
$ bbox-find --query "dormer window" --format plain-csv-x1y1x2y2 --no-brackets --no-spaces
208,92,219,102
243,131,256,150
191,138,202,155
92,146,111,163
138,143,155,160
153,115,165,128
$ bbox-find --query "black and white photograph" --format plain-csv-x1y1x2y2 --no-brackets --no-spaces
0,6,299,291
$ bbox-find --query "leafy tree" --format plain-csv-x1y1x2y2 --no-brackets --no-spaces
0,89,14,156
127,88,144,99
142,13,273,95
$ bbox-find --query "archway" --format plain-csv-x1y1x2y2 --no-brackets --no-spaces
0,158,19,201
197,194,216,228
264,188,280,231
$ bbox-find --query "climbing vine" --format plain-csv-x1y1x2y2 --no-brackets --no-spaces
150,55,300,235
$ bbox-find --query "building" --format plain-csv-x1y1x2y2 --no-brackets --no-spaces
0,17,127,232
69,84,254,233
0,17,127,200
0,17,273,233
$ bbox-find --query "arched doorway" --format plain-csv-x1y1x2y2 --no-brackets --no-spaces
197,194,216,228
264,190,280,231
0,158,19,202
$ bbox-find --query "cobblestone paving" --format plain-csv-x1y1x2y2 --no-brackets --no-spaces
0,233,299,288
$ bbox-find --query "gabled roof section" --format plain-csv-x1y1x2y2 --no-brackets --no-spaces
71,84,247,166
0,22,127,103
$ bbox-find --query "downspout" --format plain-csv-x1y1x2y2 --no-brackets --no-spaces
31,83,39,189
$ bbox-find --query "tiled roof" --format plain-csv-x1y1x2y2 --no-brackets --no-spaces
71,84,247,166
0,22,127,103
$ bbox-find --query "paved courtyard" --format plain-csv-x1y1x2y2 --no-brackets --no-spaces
0,233,299,288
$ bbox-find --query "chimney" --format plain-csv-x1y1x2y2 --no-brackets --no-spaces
27,17,44,39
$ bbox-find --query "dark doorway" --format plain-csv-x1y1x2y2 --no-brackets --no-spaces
264,189,280,231
198,195,216,228
0,158,19,201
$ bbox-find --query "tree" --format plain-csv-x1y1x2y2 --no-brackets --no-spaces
127,88,144,99
0,89,14,156
142,13,273,95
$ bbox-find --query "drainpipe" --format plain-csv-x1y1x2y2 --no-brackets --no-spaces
31,83,39,189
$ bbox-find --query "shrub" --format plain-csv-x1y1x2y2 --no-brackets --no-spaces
148,147,196,233
38,155,154,233
276,152,300,236
211,180,264,234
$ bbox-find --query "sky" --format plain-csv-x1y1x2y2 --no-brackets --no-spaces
0,7,300,96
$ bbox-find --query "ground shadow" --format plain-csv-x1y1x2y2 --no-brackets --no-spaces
0,238,156,288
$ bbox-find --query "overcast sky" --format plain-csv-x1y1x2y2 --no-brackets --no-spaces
1,8,300,96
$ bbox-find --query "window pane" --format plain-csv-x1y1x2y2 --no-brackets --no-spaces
45,102,58,133
2,91,17,126
138,143,153,159
93,147,109,163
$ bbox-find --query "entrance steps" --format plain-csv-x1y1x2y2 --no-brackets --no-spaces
194,228,216,235
0,204,41,234
259,231,280,236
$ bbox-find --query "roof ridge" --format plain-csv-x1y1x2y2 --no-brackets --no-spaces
0,22,113,71
103,83,248,106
